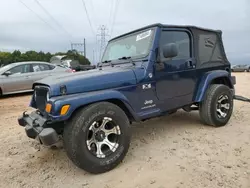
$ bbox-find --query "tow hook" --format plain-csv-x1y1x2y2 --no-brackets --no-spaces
23,111,28,117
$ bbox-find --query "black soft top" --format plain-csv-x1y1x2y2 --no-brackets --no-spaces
110,23,229,68
110,23,222,41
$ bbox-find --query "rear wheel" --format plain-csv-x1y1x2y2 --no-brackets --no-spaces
199,84,233,127
63,102,131,174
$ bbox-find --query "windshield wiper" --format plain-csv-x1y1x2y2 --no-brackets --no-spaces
117,56,136,66
118,56,131,60
102,60,111,64
98,60,112,70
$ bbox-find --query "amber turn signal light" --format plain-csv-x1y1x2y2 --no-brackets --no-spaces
45,103,52,113
60,105,70,115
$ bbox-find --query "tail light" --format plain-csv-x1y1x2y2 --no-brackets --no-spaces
65,69,75,73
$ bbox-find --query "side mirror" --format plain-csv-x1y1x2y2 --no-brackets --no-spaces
162,43,178,59
3,71,12,76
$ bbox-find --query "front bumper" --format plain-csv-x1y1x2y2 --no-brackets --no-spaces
18,111,59,146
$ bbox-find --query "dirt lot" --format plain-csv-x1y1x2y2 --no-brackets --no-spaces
0,73,249,188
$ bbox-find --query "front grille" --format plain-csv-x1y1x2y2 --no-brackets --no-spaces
34,86,49,112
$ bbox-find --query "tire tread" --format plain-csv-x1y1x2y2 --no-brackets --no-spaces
199,84,233,127
63,102,130,174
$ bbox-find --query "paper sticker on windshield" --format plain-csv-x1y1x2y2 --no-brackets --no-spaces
136,30,152,41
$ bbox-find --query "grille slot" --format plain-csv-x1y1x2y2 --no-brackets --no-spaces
34,86,49,112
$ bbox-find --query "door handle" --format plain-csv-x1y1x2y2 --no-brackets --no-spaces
186,60,195,69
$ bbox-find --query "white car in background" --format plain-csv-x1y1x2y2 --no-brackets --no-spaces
0,61,74,96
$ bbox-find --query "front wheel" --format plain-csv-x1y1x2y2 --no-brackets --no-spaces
199,84,234,127
63,102,131,174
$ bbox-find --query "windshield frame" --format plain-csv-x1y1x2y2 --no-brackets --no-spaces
101,27,157,63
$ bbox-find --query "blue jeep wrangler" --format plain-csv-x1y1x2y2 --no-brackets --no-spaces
18,23,236,174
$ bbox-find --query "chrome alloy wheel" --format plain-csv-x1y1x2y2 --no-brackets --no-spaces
216,94,230,118
86,117,121,158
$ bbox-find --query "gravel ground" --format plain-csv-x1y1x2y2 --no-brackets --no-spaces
0,73,249,188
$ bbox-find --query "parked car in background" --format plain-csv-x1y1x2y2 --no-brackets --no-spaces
0,61,74,96
60,60,96,72
231,64,250,72
50,56,96,72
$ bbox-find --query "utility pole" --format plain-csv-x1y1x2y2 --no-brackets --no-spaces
92,49,95,64
96,25,110,61
71,40,86,56
84,38,86,57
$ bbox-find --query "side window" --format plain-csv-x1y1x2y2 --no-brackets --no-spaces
198,33,223,64
8,64,31,74
32,64,50,72
49,64,55,70
160,31,191,60
32,64,41,72
39,64,50,71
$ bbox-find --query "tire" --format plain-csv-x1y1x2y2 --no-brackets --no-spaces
199,84,233,127
63,102,131,174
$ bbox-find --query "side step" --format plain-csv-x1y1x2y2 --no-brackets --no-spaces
182,105,199,112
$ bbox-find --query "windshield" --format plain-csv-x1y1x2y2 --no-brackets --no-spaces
101,28,155,62
0,64,15,74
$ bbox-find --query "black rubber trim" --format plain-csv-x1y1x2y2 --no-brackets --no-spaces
231,76,236,85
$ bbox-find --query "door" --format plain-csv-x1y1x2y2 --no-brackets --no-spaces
1,64,33,93
30,63,52,82
154,29,196,110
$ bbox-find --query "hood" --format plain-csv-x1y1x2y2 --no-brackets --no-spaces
34,66,138,96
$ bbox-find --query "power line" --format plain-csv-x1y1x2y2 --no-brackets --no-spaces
108,0,115,30
34,0,73,41
110,0,121,37
81,0,96,36
71,40,86,56
19,0,57,33
88,0,95,15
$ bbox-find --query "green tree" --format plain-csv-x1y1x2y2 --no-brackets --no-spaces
12,50,21,62
0,50,91,66
0,52,12,65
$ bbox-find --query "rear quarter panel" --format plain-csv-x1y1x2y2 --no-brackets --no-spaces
193,66,233,102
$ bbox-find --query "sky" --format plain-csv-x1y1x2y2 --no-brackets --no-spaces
0,0,249,65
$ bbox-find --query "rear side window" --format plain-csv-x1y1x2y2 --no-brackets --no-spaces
198,33,224,64
39,64,50,71
49,64,56,70
160,31,191,60
32,64,50,72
